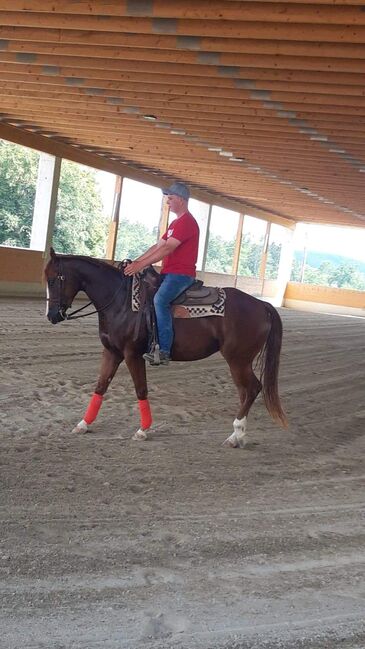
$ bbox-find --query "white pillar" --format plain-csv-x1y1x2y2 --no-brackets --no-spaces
30,153,61,254
275,225,296,306
197,203,212,271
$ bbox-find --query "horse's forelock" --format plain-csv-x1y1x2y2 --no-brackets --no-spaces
43,255,57,283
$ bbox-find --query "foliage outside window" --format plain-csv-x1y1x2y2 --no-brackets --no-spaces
238,215,267,278
205,206,239,274
53,160,110,256
114,178,161,261
265,224,286,280
0,140,40,248
291,224,365,290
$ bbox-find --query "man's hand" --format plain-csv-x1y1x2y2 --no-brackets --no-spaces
124,260,145,276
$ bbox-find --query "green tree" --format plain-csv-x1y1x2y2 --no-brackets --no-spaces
0,141,39,247
53,160,108,256
328,263,361,289
238,234,264,277
205,234,235,273
0,141,109,256
266,241,282,279
114,219,158,261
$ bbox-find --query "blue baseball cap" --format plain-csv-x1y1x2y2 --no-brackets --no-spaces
162,182,190,201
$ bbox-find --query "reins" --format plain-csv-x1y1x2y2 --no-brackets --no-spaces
65,282,126,320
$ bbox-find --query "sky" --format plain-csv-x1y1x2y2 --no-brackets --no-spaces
96,171,365,263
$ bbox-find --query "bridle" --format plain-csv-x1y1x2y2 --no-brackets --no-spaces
47,257,127,321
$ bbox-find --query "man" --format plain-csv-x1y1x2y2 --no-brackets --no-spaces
124,182,199,365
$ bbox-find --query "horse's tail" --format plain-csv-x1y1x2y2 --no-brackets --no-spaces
259,303,288,428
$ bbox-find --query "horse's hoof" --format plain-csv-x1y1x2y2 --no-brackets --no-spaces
222,434,238,448
132,428,148,441
72,419,88,434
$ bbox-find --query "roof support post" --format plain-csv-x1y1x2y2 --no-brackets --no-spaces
106,175,123,261
30,152,61,257
199,203,212,273
275,225,296,306
158,194,169,239
259,221,271,295
232,212,244,287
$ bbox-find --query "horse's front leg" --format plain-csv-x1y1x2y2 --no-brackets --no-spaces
72,347,122,434
125,352,152,442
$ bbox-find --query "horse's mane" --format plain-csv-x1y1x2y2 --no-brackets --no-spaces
43,254,130,281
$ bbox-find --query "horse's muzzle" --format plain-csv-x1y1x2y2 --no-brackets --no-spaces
47,307,67,324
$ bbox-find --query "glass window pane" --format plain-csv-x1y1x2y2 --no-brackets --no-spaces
187,198,211,271
291,223,365,289
205,206,240,274
238,215,267,278
53,160,111,256
115,178,162,261
0,140,40,249
266,223,287,280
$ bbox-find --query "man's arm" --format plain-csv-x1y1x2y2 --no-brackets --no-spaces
124,237,180,275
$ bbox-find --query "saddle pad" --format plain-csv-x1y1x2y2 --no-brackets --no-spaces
132,275,225,318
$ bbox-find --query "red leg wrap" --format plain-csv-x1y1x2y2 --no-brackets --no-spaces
84,393,104,425
138,399,152,430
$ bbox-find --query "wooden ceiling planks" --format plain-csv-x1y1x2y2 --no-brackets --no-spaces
0,1,364,228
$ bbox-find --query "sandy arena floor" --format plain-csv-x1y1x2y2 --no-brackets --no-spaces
0,297,365,649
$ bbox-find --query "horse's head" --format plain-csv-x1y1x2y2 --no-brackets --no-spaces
44,248,81,324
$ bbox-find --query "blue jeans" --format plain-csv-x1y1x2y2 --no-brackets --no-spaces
154,273,195,354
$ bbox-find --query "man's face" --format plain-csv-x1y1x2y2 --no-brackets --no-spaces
166,193,184,214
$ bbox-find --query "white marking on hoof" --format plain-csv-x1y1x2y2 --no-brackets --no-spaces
132,428,148,441
71,419,88,434
222,432,239,448
233,416,247,448
223,417,247,448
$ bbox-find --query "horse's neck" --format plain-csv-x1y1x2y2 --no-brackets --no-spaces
75,260,128,310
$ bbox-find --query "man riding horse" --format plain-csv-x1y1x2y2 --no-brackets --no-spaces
124,182,199,366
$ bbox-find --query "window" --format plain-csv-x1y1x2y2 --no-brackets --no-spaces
0,140,40,249
53,159,111,256
205,206,240,274
187,198,211,271
115,178,162,261
238,215,267,278
266,223,287,280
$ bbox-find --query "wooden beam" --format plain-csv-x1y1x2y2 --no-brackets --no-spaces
232,212,244,279
0,41,365,72
1,2,365,26
0,122,295,228
2,68,365,101
158,196,169,239
0,59,363,89
4,77,365,110
105,175,123,260
2,26,365,59
259,222,271,280
0,11,365,43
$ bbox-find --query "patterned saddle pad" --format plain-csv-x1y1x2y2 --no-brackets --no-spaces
132,275,226,318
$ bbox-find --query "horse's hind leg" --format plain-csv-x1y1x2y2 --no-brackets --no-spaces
223,362,262,448
72,347,122,433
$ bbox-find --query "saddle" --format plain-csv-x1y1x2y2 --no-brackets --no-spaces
141,267,220,306
117,261,222,349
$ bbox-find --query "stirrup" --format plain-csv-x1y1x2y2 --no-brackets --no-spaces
153,343,160,364
143,343,161,366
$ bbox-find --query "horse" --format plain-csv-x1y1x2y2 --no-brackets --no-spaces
44,248,287,447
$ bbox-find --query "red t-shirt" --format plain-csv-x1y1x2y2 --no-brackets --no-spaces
161,211,199,277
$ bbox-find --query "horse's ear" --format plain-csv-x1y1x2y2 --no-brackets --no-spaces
50,247,56,259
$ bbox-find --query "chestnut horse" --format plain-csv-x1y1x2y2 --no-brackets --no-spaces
45,249,287,447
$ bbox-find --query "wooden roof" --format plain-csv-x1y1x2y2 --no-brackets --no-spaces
0,0,365,229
